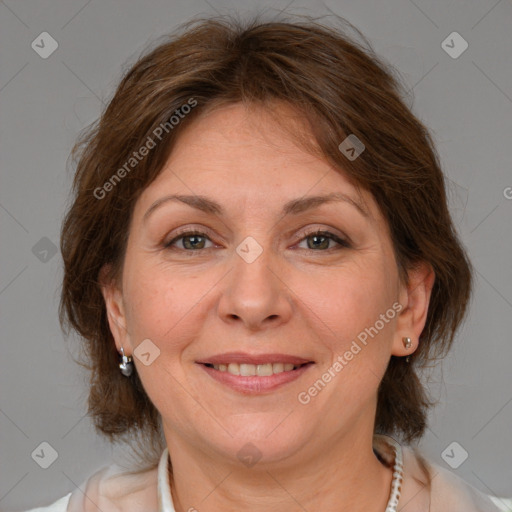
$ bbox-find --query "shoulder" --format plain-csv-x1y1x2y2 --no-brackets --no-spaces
400,443,509,512
66,459,160,511
23,493,71,512
23,458,161,512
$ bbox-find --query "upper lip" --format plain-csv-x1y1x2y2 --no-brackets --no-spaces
197,352,314,365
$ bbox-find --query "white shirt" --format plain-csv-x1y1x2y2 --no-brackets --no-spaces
21,435,511,512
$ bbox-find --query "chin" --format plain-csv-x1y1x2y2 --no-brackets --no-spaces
201,418,311,467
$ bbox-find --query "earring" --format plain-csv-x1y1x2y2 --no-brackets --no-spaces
402,337,412,363
118,346,133,377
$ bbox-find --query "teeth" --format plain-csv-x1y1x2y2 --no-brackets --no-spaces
254,363,272,376
273,363,284,373
227,363,240,375
240,364,256,376
213,362,300,376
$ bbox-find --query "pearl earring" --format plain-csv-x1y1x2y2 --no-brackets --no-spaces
402,337,412,349
118,346,133,377
402,337,412,363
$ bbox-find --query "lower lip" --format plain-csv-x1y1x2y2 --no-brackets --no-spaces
198,363,314,394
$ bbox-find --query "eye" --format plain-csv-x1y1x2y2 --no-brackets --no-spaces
296,230,350,251
163,228,350,253
164,230,214,251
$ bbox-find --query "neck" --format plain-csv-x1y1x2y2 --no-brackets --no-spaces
165,430,393,512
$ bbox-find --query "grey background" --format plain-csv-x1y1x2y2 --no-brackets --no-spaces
1,0,511,509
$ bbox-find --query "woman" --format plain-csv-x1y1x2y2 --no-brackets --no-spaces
25,14,508,512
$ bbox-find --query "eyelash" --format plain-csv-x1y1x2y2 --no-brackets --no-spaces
163,228,351,253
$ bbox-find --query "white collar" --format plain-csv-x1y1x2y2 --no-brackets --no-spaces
157,447,175,512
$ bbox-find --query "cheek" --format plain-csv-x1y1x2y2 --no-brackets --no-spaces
311,280,397,412
123,265,204,349
302,264,396,350
122,269,203,417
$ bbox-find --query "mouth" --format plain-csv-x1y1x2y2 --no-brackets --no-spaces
196,353,315,394
202,361,311,376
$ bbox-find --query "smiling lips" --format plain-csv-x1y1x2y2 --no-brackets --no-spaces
197,352,314,393
209,362,299,376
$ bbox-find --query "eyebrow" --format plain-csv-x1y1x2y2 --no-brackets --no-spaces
143,191,369,223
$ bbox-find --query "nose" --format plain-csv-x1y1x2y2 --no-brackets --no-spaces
217,244,293,332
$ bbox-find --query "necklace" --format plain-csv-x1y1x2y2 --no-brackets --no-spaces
374,435,404,511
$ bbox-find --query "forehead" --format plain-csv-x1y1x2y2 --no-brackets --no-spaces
134,102,380,223
168,102,320,170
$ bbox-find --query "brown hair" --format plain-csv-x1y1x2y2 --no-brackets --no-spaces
60,14,472,477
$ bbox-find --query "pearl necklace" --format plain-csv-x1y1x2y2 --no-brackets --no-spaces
373,435,404,511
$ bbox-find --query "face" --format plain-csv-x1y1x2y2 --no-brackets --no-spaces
103,102,431,467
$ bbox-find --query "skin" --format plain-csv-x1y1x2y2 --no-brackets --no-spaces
102,102,434,512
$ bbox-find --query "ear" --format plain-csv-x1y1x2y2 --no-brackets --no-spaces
392,261,435,357
99,264,133,355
